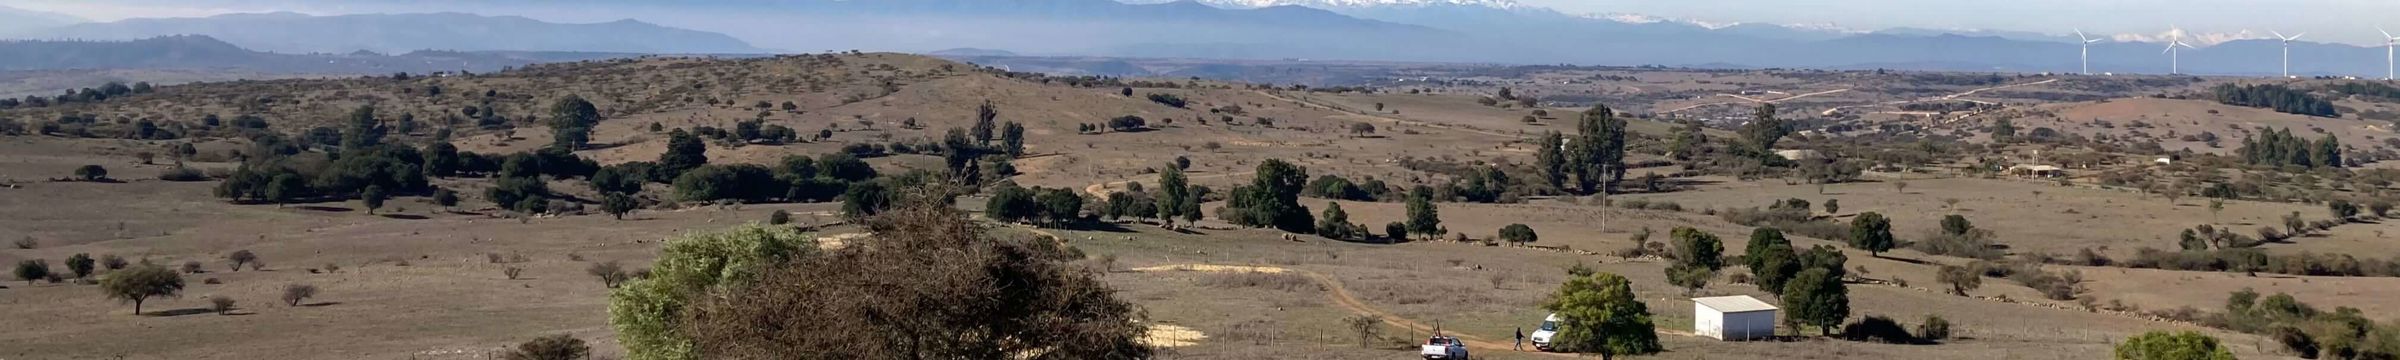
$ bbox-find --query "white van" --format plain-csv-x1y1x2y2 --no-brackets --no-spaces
1529,313,1560,351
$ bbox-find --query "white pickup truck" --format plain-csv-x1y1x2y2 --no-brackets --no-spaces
1421,336,1470,360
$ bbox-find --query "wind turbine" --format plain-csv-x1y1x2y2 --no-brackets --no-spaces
2075,29,2103,75
2382,27,2400,80
2272,31,2304,78
2163,26,2197,75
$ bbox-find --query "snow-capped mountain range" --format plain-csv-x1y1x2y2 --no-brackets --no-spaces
1190,0,1521,9
1168,0,2275,47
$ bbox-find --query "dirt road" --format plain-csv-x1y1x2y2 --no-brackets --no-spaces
1082,171,1252,198
1131,263,1696,357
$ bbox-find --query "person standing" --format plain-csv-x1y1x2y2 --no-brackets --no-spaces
1514,327,1525,351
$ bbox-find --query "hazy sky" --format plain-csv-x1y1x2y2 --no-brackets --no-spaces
1521,0,2400,45
11,0,2400,46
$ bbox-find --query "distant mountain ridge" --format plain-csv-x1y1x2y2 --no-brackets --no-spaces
0,35,637,73
0,5,84,35
9,12,761,55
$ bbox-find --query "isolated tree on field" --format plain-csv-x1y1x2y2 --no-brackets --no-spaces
74,165,108,181
1824,199,1840,215
1849,212,1896,257
505,334,591,360
65,253,95,278
2114,331,2236,360
281,283,318,306
100,264,183,315
1665,227,1724,295
1500,224,1539,245
549,95,601,150
1405,187,1443,240
1225,159,1314,233
602,192,638,220
1348,122,1376,137
1782,267,1850,336
100,254,128,270
1541,272,1661,359
589,261,628,288
1344,315,1382,348
15,259,49,285
1892,181,1909,194
227,250,259,272
1938,264,1982,296
433,189,460,211
361,185,387,214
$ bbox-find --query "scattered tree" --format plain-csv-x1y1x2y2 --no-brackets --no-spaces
360,185,387,214
602,192,638,220
228,250,258,272
2114,331,2237,360
281,284,318,306
505,334,592,360
1783,268,1851,336
100,264,183,315
209,296,236,315
1938,264,1982,296
1666,227,1724,295
14,259,49,285
1405,187,1442,240
1747,230,1802,295
1540,272,1662,359
662,203,1151,359
1344,315,1383,348
74,165,108,181
1500,224,1539,245
65,253,95,278
588,261,628,288
1850,212,1896,257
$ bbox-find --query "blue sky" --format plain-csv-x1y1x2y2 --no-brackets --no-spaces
1520,0,2399,45
11,0,2400,45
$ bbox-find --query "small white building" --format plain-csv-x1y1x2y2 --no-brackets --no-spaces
1693,295,1779,341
